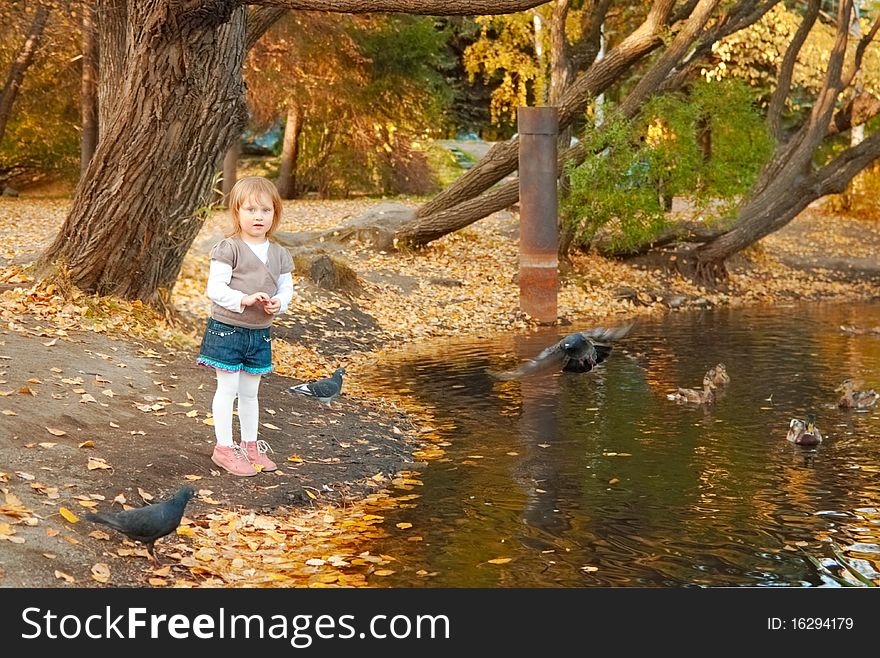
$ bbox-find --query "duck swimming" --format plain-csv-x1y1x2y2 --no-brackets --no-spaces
786,414,822,445
836,379,879,410
667,374,715,405
705,363,730,386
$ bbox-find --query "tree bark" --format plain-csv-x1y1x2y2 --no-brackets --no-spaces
96,0,127,141
81,3,100,176
548,0,571,107
250,0,548,14
276,102,303,199
0,5,50,146
38,3,250,301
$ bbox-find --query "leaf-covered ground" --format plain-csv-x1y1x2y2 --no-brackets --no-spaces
0,197,878,588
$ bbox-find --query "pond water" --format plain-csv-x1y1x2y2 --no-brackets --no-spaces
358,302,880,587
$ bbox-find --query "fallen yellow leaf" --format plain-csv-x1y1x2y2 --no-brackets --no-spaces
488,557,513,565
46,427,66,436
59,507,79,523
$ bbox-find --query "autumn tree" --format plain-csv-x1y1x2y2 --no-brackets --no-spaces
685,0,880,282
0,1,80,186
0,3,50,146
35,0,546,304
247,12,449,198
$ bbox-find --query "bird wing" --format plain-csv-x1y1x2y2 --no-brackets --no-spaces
577,321,635,344
291,382,317,396
85,507,161,541
493,339,566,380
306,376,341,399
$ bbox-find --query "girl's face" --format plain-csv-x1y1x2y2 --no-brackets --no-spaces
237,193,274,242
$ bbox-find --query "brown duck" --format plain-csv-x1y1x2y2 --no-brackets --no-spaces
705,363,730,386
836,379,879,410
667,374,715,405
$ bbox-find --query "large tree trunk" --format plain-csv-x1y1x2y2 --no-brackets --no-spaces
276,102,303,199
80,3,99,176
37,4,250,302
0,5,50,146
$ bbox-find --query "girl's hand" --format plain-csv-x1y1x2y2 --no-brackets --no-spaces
242,292,270,307
261,297,281,315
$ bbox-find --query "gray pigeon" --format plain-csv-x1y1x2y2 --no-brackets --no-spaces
83,485,195,563
290,367,345,406
495,322,634,380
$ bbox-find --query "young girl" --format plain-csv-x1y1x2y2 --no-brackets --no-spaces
197,176,294,476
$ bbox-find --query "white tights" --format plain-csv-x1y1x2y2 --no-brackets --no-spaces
212,369,262,447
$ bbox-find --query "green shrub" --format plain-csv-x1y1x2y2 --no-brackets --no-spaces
562,80,773,254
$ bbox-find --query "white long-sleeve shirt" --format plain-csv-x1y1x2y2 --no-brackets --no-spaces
206,239,294,315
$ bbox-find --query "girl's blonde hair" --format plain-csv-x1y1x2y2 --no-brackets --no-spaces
226,176,283,239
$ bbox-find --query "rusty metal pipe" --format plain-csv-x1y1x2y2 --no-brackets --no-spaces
518,106,558,324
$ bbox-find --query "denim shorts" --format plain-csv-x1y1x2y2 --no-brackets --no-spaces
197,318,273,375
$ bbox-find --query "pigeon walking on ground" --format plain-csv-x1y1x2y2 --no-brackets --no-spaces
290,367,346,407
83,485,195,563
494,322,635,380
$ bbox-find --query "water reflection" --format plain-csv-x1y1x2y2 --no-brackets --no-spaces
360,303,880,586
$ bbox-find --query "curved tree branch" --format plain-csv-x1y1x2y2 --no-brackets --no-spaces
768,0,820,141
246,6,288,50
245,0,548,15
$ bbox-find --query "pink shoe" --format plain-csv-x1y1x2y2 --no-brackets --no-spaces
212,445,257,477
243,440,277,472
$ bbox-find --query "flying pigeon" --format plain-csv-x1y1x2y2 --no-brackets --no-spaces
83,485,195,563
290,367,345,406
494,322,635,380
